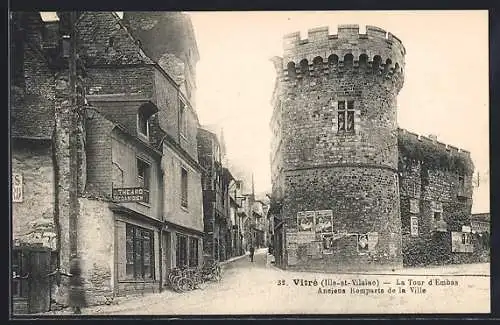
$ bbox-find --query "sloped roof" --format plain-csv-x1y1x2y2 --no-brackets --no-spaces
76,11,154,66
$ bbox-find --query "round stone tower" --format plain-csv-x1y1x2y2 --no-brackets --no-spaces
272,25,405,271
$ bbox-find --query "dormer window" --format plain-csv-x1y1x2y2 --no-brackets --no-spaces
137,103,156,139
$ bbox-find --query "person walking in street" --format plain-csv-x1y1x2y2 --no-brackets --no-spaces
249,246,255,262
69,257,87,315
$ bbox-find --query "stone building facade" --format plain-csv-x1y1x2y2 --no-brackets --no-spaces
10,11,91,313
270,25,475,272
197,127,234,262
10,11,204,312
398,130,475,266
78,11,204,300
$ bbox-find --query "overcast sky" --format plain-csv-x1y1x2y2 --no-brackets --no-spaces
40,11,489,213
190,10,489,213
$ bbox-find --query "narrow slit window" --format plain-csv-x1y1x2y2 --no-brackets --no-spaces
338,101,346,131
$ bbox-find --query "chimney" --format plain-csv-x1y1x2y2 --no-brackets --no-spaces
428,134,438,143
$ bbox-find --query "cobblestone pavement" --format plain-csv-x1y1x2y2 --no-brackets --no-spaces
45,249,490,315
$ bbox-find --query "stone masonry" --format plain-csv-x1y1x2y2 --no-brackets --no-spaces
271,25,406,272
271,25,475,271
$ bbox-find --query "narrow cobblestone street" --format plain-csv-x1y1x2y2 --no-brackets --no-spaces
47,249,490,315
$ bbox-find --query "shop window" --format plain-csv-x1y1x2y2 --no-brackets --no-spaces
176,235,188,268
337,100,355,132
126,224,155,280
189,237,199,267
137,158,150,203
181,167,188,208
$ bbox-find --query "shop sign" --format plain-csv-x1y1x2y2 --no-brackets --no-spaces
112,187,147,202
12,173,23,203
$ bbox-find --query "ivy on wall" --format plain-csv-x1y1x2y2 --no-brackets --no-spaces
398,133,474,175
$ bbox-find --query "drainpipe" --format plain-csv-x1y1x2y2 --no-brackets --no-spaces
68,10,79,263
159,222,164,293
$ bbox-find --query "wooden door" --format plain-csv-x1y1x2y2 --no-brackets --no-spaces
27,248,51,313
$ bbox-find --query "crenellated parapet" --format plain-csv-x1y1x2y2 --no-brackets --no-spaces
398,128,474,175
398,128,470,156
280,25,406,90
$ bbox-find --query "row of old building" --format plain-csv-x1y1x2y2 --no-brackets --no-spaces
10,11,270,314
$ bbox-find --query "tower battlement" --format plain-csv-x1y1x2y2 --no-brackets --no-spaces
398,128,471,156
281,25,405,85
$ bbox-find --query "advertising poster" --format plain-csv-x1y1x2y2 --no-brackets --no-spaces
357,234,369,253
410,216,419,236
409,198,419,214
315,210,333,233
298,211,315,232
367,232,379,251
451,232,474,253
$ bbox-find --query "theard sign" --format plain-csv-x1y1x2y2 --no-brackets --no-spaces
112,187,147,202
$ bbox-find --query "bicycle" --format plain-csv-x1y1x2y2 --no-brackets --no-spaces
201,260,222,282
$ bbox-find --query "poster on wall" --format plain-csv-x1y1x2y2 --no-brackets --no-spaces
287,231,316,244
298,211,315,232
410,216,419,236
367,232,379,251
431,201,443,212
287,243,298,265
409,198,419,213
451,232,474,253
315,210,333,233
307,241,323,259
357,234,369,253
321,233,335,254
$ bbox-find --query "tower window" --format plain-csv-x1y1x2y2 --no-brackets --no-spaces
338,100,355,132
